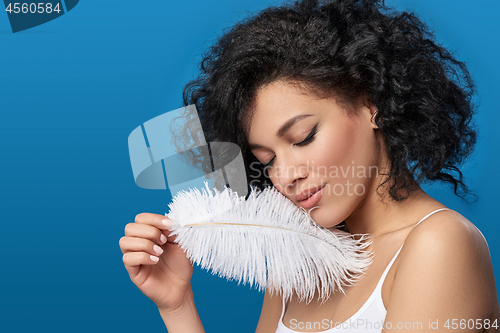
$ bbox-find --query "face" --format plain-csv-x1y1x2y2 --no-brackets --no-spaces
247,80,386,229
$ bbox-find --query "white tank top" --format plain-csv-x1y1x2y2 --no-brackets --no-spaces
276,208,451,333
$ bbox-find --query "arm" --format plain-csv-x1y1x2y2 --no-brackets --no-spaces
120,213,205,332
383,212,500,332
255,290,283,333
158,286,205,333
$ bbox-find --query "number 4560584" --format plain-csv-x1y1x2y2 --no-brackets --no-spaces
5,3,61,14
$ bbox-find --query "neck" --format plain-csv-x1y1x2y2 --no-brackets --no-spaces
343,177,441,237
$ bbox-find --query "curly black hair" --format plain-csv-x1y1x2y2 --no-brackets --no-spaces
182,0,478,203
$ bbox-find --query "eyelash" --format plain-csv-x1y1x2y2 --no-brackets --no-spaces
262,124,318,167
294,124,318,147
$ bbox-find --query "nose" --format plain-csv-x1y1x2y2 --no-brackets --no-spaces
270,152,308,194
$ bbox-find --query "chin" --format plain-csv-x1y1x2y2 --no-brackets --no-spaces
309,208,343,229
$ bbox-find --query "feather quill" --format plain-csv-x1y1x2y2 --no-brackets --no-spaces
166,183,372,304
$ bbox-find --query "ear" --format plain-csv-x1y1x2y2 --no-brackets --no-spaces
363,98,379,129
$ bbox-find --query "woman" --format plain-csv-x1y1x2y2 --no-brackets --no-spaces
119,0,500,331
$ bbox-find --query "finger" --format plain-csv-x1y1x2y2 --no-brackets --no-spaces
134,213,173,231
119,236,165,256
124,222,168,246
164,230,178,245
122,252,160,277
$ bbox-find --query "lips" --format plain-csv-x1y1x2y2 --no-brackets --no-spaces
295,184,325,202
296,184,326,210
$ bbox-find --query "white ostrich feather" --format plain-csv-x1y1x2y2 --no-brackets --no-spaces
166,183,372,304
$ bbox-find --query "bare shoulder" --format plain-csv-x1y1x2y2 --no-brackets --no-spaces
255,289,282,333
387,208,500,324
402,209,490,267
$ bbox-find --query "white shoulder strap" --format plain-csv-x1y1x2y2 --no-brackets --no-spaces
415,208,451,226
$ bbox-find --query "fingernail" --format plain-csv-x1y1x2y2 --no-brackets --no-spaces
153,245,164,255
150,255,159,262
162,219,171,227
160,234,167,244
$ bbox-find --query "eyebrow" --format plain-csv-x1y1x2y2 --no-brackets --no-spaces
249,114,313,150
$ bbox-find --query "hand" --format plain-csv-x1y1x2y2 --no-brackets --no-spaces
119,213,194,311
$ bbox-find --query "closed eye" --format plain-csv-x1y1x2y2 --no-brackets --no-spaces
261,124,318,167
294,123,318,147
262,156,275,168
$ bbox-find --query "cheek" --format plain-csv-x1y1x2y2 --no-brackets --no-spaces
310,125,360,178
307,132,366,228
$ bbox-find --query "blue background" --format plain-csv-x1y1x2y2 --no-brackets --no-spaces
0,0,498,332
